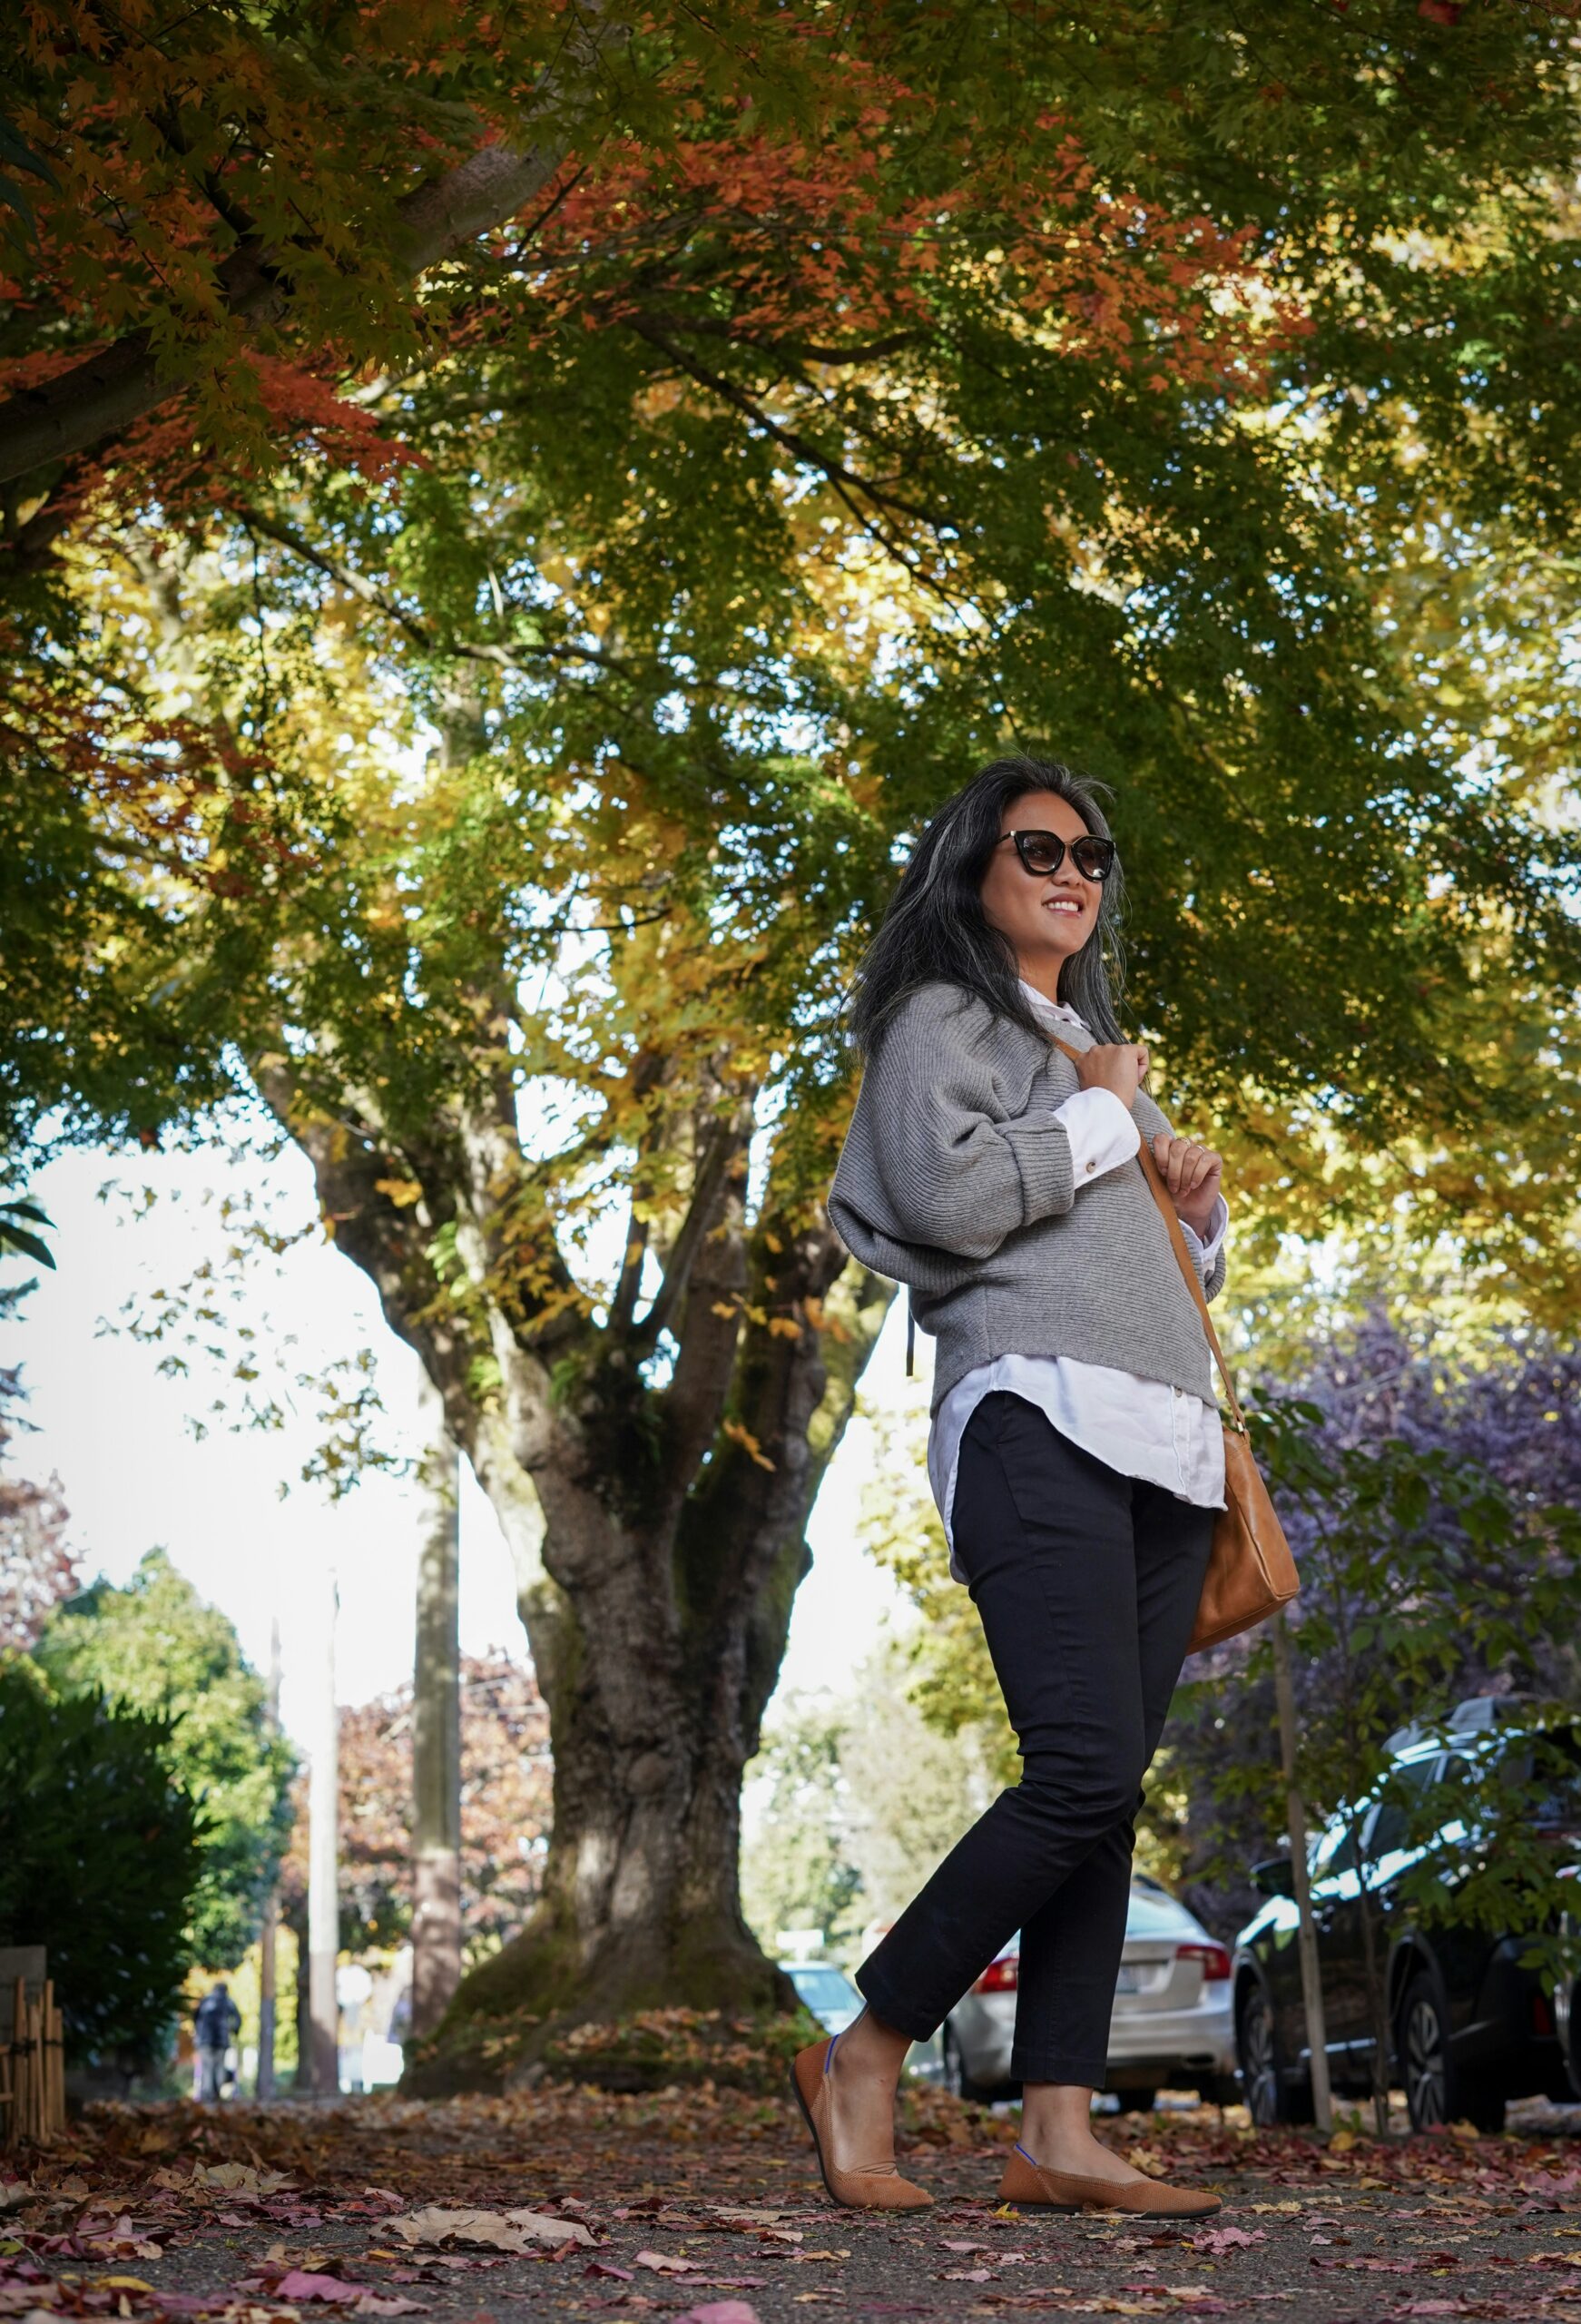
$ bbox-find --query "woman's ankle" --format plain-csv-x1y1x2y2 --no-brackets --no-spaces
831,2005,911,2082
1018,2083,1101,2160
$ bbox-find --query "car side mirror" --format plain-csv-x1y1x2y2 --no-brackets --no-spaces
1252,1856,1296,1900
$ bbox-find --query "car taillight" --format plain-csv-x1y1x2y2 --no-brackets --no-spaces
1532,1992,1555,2037
974,1955,1019,1994
1176,1942,1232,1983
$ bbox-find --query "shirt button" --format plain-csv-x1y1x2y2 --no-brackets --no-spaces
1085,1159,1095,1172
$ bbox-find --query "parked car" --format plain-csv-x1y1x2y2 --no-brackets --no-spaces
1232,1700,1581,2132
925,1876,1238,2108
781,1958,864,2035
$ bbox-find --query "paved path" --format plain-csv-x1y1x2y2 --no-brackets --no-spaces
5,2087,1581,2323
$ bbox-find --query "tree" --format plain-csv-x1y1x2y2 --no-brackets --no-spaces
0,1410,78,1654
0,1192,74,1648
1168,1311,1581,1943
741,1698,864,1961
34,1549,296,1969
6,6,1581,2073
741,1643,997,1962
278,1651,554,1966
412,1386,464,2036
0,1659,202,2066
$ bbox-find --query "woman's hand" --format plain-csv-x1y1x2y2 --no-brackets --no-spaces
1075,1041,1150,1108
1150,1133,1223,1240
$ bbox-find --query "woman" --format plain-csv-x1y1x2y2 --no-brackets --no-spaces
797,755,1229,2220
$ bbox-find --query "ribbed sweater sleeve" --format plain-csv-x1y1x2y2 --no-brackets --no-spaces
839,990,1075,1261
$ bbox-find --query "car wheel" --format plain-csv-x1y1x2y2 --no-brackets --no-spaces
941,2022,990,2105
1236,1979,1315,2127
1398,1970,1506,2134
1114,2089,1157,2115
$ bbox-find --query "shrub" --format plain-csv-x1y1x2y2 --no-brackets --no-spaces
0,1659,202,2063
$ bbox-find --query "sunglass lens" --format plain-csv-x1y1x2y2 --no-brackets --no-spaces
1070,838,1115,881
1018,835,1065,873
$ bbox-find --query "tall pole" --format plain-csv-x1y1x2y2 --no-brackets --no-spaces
256,1616,281,2100
1272,1610,1333,2132
411,1369,463,2038
307,1571,339,2095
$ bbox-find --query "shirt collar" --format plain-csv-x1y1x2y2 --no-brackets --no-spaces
1018,979,1088,1032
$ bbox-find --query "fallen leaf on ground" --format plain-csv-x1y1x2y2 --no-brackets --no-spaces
191,2164,295,2197
676,2306,761,2324
274,2272,378,2301
388,2207,592,2252
633,2250,703,2274
1190,2227,1267,2252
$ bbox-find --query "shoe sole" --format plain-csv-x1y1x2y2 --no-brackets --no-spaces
1001,2191,1220,2219
790,2059,849,2210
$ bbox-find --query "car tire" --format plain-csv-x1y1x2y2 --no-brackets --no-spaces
1397,1968,1506,2134
1114,2089,1157,2114
1236,1978,1315,2127
940,2021,991,2105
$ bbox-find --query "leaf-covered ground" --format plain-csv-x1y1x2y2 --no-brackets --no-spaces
5,2087,1580,2324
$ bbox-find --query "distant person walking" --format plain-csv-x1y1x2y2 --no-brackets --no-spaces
794,756,1227,2219
192,1980,241,2102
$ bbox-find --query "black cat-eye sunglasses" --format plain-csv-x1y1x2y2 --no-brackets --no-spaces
997,829,1117,882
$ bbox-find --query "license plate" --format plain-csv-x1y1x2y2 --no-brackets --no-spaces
1114,1965,1142,1994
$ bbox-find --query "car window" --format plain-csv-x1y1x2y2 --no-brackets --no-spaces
1311,1821,1358,1879
789,1967,853,2010
1366,1756,1441,1860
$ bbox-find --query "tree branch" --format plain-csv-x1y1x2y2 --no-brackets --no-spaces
239,506,620,672
0,12,628,487
638,1116,741,1352
627,318,977,616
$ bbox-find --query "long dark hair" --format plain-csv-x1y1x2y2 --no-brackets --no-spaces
848,754,1128,1054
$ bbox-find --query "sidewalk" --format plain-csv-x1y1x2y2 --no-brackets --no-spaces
4,2085,1579,2322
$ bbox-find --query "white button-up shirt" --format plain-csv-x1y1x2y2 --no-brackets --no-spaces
927,983,1228,1581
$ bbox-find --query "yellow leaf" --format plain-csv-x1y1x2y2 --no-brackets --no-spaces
722,1419,776,1472
767,1317,802,1339
375,1177,423,1208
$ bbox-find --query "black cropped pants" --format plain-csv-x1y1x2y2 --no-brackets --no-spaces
855,1390,1213,2087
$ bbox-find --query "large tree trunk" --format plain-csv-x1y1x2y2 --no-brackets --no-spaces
262,1057,890,2089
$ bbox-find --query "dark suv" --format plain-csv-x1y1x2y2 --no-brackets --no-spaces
1232,1701,1581,2132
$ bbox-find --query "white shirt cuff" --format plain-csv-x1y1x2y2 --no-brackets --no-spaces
1178,1193,1229,1272
1053,1086,1141,1187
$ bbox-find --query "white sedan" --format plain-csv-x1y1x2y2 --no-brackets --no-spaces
918,1876,1239,2109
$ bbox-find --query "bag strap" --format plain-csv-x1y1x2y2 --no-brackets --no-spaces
1047,1034,1246,1435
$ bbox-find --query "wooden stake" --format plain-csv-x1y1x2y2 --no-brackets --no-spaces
1272,1611,1333,2132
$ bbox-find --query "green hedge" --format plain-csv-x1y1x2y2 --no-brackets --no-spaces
0,1659,202,2063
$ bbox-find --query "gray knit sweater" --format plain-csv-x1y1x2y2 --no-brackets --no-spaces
828,980,1227,1414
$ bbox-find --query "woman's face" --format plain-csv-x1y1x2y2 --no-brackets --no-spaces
977,789,1103,988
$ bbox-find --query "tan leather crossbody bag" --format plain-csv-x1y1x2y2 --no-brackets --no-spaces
1048,1036,1300,1653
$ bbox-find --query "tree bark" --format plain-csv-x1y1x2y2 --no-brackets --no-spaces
411,1374,464,2039
258,1052,889,2086
257,1616,282,2101
306,1572,340,2095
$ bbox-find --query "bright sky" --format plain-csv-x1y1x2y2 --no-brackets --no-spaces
6,1137,912,1748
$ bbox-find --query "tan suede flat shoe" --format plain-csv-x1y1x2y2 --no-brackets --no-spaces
999,2141,1222,2218
790,2034,933,2211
